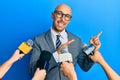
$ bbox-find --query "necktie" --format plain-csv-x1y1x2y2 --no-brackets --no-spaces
56,35,61,49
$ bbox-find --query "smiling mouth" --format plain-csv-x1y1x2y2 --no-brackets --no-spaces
58,22,65,27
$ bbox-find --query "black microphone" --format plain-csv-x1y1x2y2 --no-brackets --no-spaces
82,43,96,55
36,51,52,70
58,46,73,62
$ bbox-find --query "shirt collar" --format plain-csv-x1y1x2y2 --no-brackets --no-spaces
51,28,66,39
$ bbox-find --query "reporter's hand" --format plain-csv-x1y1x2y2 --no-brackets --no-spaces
60,62,74,76
60,62,77,80
89,51,104,63
32,68,46,80
10,49,24,62
57,39,74,54
0,49,24,78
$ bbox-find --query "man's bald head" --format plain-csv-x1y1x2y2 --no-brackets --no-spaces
54,4,72,15
51,4,72,33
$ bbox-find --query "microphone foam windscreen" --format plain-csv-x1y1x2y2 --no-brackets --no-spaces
36,51,52,69
27,39,33,46
58,53,73,62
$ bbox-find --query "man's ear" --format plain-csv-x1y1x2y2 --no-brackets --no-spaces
52,12,54,19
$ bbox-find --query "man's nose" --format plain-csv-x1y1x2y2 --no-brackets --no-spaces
60,15,65,21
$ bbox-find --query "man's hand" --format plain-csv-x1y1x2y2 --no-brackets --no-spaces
90,31,102,51
57,39,74,54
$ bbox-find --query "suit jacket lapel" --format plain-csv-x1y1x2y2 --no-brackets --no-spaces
67,31,74,54
45,30,58,65
45,30,56,52
45,30,73,53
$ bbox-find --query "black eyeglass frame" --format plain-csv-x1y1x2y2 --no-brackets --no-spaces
54,10,72,21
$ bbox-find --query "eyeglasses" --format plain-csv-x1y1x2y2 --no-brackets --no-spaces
54,11,72,21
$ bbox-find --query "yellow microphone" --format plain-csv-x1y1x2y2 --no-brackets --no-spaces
18,39,33,54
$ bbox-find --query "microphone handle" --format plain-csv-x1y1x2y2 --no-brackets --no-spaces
19,50,23,54
44,61,49,70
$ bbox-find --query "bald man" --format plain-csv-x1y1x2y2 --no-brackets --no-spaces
29,4,100,80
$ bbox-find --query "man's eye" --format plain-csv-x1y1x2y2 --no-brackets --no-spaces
57,12,62,15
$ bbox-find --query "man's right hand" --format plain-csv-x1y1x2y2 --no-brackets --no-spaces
57,39,74,54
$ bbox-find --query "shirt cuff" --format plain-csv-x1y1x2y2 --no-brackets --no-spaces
53,51,59,63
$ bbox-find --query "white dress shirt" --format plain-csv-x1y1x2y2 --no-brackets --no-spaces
51,28,68,62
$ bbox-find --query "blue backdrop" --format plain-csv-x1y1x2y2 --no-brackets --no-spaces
0,0,120,80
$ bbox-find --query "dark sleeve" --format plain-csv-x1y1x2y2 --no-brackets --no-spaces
77,39,94,72
29,37,41,76
77,51,94,72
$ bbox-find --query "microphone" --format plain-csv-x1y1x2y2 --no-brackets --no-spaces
36,51,52,70
58,46,73,62
18,39,33,54
82,43,96,55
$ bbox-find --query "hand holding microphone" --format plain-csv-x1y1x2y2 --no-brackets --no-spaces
12,39,33,62
10,49,24,62
60,62,77,80
32,68,46,80
0,39,33,79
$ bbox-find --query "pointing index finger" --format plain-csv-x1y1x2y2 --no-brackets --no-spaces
64,39,74,46
96,31,102,38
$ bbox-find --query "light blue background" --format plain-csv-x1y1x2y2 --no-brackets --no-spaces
0,0,120,80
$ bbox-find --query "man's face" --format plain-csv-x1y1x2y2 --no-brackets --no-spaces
52,5,72,33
